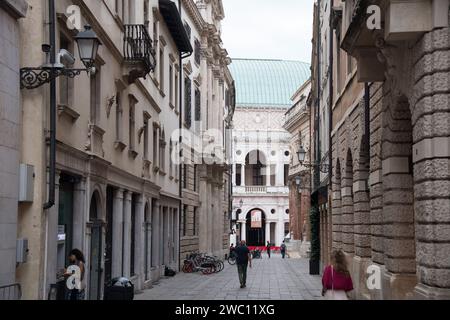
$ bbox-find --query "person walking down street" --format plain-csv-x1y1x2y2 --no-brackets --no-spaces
64,249,86,300
321,250,354,300
280,241,287,259
266,241,271,259
234,240,252,288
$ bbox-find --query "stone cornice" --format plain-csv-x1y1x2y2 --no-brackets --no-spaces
182,0,207,33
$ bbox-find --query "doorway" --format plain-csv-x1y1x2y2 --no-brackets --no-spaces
89,191,103,300
245,209,266,246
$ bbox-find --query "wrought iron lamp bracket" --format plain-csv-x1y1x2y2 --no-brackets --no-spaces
301,161,330,173
20,67,90,90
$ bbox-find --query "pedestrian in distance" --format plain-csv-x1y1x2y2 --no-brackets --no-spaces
234,240,252,288
229,243,235,257
280,241,287,259
321,250,354,300
266,241,271,259
64,249,86,300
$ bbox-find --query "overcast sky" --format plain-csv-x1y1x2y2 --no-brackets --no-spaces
221,0,314,63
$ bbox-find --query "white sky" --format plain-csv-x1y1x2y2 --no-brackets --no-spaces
221,0,314,63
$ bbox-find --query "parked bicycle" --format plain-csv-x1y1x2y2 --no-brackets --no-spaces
251,249,262,259
182,252,224,275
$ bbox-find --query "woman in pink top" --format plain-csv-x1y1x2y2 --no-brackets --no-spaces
322,250,354,300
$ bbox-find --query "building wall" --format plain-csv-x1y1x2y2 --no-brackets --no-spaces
0,0,27,291
327,0,450,300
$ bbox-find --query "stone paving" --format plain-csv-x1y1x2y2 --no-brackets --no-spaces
135,253,323,300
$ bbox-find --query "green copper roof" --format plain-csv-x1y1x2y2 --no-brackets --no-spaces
229,59,310,108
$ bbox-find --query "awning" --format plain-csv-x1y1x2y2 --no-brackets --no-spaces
158,0,193,54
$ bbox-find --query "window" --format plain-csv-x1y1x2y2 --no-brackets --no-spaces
184,77,192,128
90,63,101,124
194,39,201,65
153,125,158,166
284,164,289,186
184,22,191,40
169,64,174,105
193,164,198,191
129,96,136,152
115,92,123,142
183,205,188,236
236,164,242,186
193,207,198,236
159,130,166,172
174,71,179,111
195,88,201,122
59,33,73,107
159,49,164,92
143,114,150,159
182,164,187,189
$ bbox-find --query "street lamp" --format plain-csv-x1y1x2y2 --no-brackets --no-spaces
295,175,302,187
20,25,101,89
297,145,330,173
75,25,102,70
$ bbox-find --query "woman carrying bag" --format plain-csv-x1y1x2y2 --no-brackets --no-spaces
321,250,354,300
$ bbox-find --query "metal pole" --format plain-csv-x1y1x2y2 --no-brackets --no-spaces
44,0,56,210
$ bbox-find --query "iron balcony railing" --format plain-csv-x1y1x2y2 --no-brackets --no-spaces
0,283,22,300
123,24,156,76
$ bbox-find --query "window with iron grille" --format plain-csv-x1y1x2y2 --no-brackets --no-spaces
194,39,201,65
184,22,191,40
184,77,192,128
195,88,201,122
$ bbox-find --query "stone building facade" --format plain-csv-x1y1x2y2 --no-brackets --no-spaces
230,59,310,248
283,79,311,257
0,0,28,296
314,0,450,299
179,0,234,260
0,0,232,300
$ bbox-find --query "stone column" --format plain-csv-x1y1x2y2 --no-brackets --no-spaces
198,167,209,253
122,191,132,277
45,171,60,297
134,194,144,289
151,199,160,269
241,221,246,241
275,163,284,186
72,178,87,250
265,222,271,244
241,164,246,186
112,189,124,277
266,164,271,187
232,163,236,186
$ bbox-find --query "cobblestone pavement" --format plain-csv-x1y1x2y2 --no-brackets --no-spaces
135,254,323,300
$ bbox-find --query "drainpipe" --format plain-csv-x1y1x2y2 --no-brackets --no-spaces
329,0,334,185
44,0,56,210
178,0,193,269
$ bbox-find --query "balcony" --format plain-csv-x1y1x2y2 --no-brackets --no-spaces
123,24,156,83
234,185,289,195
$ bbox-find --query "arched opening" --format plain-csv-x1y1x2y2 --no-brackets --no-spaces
342,149,355,255
245,150,267,186
144,201,150,281
332,159,342,251
89,190,102,300
355,137,371,258
245,209,266,246
381,95,416,298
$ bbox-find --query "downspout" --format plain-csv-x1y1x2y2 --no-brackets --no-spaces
329,0,334,184
44,0,56,210
178,0,193,269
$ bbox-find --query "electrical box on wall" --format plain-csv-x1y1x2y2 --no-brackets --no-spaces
16,238,29,263
19,164,34,202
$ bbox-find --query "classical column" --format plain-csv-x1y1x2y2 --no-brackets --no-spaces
265,222,271,244
241,164,246,187
112,188,124,278
134,194,144,288
72,178,86,250
198,167,209,253
45,171,60,298
275,163,284,186
151,199,160,269
122,191,132,277
232,163,236,186
241,221,246,241
266,164,271,187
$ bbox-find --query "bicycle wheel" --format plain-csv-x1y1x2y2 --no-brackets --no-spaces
217,260,224,272
228,256,236,265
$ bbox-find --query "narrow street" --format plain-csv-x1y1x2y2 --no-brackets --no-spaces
136,255,323,300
